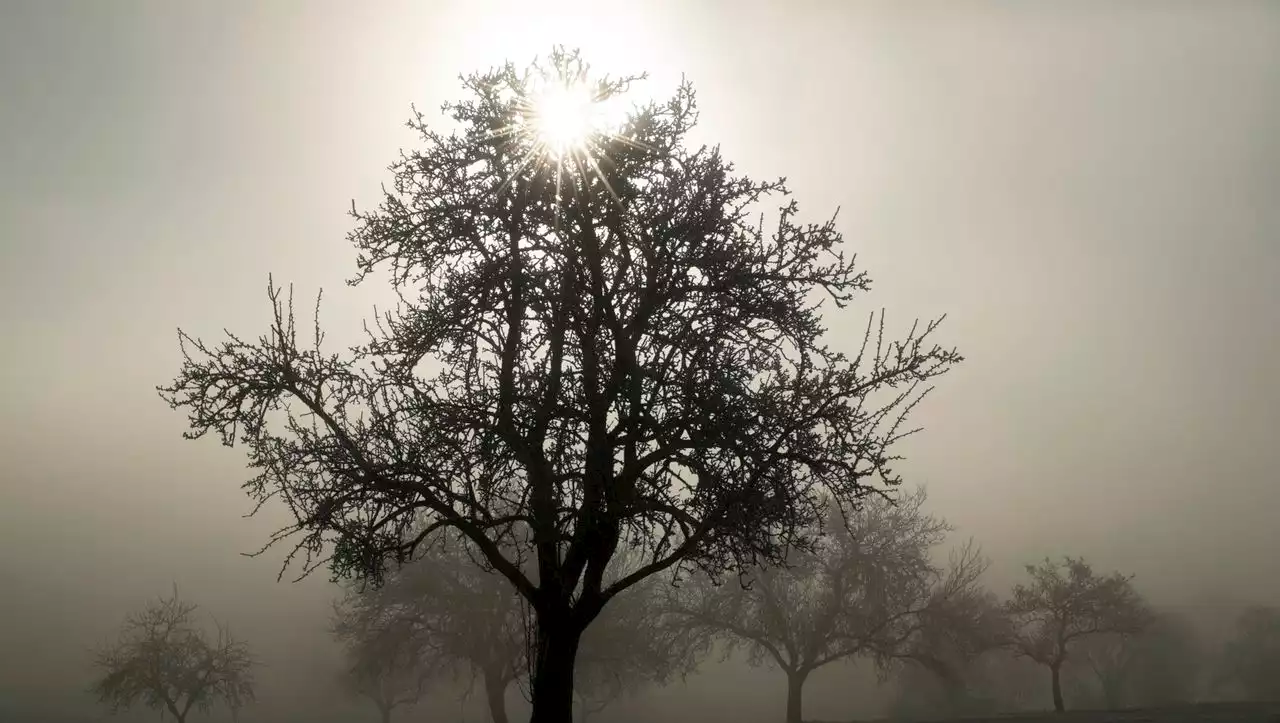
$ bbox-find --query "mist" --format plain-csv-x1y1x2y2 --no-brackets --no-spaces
2,2,1278,722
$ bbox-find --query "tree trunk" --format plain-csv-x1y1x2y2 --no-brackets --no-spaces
378,701,393,723
919,656,969,714
1050,662,1065,712
1100,673,1126,710
528,614,584,723
483,666,510,723
785,669,809,723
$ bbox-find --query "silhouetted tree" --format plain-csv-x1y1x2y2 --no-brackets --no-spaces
1005,557,1152,712
1213,606,1280,700
91,587,255,723
663,489,984,723
158,47,961,723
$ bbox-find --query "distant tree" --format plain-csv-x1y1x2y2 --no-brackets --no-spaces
966,648,1048,712
572,555,705,718
1125,611,1203,706
337,538,524,723
663,488,986,723
332,586,442,723
158,46,962,723
890,645,1050,719
91,587,255,723
336,534,702,723
1072,630,1139,709
890,572,1012,714
1213,606,1280,700
1067,609,1203,709
1005,557,1152,712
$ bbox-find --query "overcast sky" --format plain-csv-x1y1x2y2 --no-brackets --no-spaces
2,2,1278,721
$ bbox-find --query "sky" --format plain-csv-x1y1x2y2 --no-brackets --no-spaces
2,1,1278,721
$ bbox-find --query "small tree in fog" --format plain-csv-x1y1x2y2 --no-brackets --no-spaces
1213,605,1280,700
332,590,441,723
1005,557,1152,712
663,488,987,723
1069,609,1202,709
1125,611,1203,706
335,538,524,723
91,587,255,723
889,647,1044,718
889,572,1012,714
571,548,706,717
158,46,961,723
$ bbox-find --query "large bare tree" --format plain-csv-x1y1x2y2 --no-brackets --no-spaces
662,488,986,723
91,587,255,723
1005,556,1153,712
158,47,961,722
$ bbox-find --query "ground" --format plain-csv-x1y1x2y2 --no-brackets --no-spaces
811,702,1280,723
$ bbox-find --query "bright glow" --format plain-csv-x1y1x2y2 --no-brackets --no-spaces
491,59,644,205
530,83,599,158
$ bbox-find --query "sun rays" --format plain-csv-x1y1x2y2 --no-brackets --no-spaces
514,71,632,205
526,80,607,160
480,52,646,207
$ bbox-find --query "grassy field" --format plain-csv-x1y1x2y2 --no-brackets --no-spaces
813,702,1280,723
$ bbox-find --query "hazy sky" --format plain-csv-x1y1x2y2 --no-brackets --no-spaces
2,2,1278,722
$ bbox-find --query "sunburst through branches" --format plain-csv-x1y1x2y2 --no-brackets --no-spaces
488,49,645,204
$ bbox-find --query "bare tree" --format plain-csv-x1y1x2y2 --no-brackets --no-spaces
662,488,984,723
1005,557,1153,712
332,588,442,723
1213,605,1280,701
890,563,1012,712
158,46,961,722
1066,610,1202,710
1075,630,1138,709
1126,611,1203,706
888,647,1044,719
91,587,255,723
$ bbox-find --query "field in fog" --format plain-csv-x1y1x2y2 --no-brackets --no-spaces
4,3,1279,723
818,702,1280,723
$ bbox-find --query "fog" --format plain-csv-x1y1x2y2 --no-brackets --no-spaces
2,2,1278,722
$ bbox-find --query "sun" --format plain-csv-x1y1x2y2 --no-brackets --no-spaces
489,52,645,203
529,82,599,159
